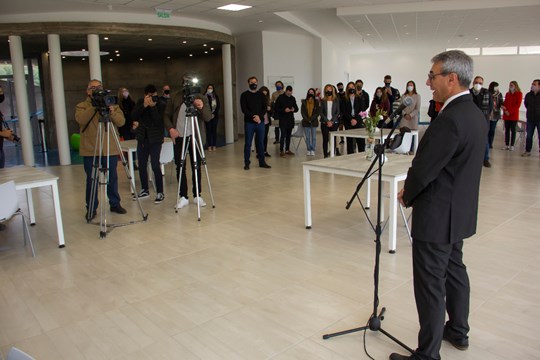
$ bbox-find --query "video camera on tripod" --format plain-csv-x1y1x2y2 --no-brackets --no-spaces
91,89,117,118
182,78,201,116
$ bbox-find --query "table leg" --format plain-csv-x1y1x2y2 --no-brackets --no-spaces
25,188,36,225
388,180,398,253
51,181,65,248
303,167,312,229
414,133,419,154
366,178,371,209
330,134,335,157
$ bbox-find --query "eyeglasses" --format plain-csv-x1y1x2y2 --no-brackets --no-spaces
427,72,447,81
87,85,103,90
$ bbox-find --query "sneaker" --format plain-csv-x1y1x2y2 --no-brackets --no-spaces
154,193,165,204
502,146,509,150
176,196,189,209
522,152,531,157
509,146,515,151
193,196,207,207
132,189,149,200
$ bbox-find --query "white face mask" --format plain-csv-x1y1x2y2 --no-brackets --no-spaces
509,86,515,93
122,91,129,98
407,86,414,93
494,87,499,92
207,89,213,94
473,83,482,92
376,93,382,98
532,85,539,93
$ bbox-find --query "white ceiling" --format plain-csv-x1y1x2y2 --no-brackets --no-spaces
1,0,539,54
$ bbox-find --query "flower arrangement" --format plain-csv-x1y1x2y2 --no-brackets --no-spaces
360,109,387,136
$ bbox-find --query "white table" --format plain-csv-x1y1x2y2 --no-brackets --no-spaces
329,128,419,157
303,153,412,252
0,166,65,248
120,138,173,190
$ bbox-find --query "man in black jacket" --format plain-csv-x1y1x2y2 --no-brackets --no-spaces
522,79,540,156
132,84,165,204
392,50,486,360
275,86,299,157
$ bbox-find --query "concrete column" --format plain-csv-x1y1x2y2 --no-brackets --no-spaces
87,34,102,81
8,35,35,166
221,43,234,144
48,34,71,165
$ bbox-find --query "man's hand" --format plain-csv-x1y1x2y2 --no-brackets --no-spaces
108,105,116,113
326,121,333,128
132,121,139,130
143,95,155,108
404,114,412,121
0,128,13,139
285,107,292,113
169,128,180,144
351,119,357,127
398,188,406,206
253,115,261,124
193,99,204,110
385,87,392,95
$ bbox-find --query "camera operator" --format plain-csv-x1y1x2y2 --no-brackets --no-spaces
0,85,16,169
131,84,165,204
163,77,212,209
75,79,127,221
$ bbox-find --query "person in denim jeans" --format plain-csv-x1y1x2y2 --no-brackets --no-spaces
301,88,320,156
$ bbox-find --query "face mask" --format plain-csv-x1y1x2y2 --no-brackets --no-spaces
325,91,333,97
376,92,382,98
473,83,482,92
207,89,213,94
385,82,391,87
164,90,170,95
532,85,539,92
494,87,499,92
122,91,129,98
276,85,283,91
307,93,314,98
356,85,362,91
348,88,355,94
407,86,414,93
249,83,258,91
509,86,515,93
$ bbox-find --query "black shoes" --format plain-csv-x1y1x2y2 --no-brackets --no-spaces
259,163,271,168
244,164,250,170
443,326,469,351
264,152,271,157
389,353,415,360
110,205,127,214
85,209,97,221
483,159,491,168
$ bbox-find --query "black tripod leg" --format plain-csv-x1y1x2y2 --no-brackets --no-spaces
379,327,415,354
323,325,368,339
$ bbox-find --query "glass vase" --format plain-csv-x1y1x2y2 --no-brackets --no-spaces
365,136,375,160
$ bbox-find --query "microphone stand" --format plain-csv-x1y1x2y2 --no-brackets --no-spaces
322,113,414,356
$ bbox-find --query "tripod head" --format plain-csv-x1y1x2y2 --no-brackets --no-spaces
182,78,202,117
91,89,116,122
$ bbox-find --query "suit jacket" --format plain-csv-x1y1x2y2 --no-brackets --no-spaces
320,99,340,128
403,94,486,243
340,95,364,129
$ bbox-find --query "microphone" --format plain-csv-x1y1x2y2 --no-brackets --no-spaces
384,96,413,125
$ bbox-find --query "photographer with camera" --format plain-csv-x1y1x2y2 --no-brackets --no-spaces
131,84,165,204
163,76,212,209
75,79,127,221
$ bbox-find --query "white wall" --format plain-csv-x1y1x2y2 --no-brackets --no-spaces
235,32,264,134
262,31,320,118
321,38,350,87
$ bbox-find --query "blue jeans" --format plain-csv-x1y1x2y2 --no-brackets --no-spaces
304,126,316,152
488,120,498,148
525,121,540,152
244,121,265,166
83,155,121,211
137,140,163,193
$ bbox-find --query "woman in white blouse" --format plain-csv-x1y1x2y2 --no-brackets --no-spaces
320,84,341,158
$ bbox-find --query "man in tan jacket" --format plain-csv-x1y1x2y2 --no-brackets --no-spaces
75,79,127,221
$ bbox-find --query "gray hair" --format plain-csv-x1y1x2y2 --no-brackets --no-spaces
431,50,473,88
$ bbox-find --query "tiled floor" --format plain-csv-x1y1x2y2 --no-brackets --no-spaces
1,127,539,359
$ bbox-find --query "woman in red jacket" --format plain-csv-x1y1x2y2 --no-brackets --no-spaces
501,81,523,151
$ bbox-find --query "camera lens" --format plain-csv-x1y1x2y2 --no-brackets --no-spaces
151,95,159,102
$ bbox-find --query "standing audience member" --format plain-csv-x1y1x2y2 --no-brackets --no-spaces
470,76,493,167
341,82,365,154
131,84,165,204
355,79,371,115
522,79,540,157
75,79,127,220
204,84,220,152
163,76,212,209
301,88,320,156
117,87,136,140
427,99,444,121
275,85,299,157
393,49,486,360
240,76,271,170
488,81,503,149
501,81,523,151
336,82,346,144
320,84,340,158
370,87,391,126
401,81,421,153
384,75,401,122
257,86,272,158
0,85,15,170
271,81,285,144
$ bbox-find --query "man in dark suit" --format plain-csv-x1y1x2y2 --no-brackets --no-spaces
391,50,487,360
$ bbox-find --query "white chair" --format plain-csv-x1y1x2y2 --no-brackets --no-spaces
291,124,306,153
6,347,36,360
149,140,175,193
0,181,35,257
391,132,413,154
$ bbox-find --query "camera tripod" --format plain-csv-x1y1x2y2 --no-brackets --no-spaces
174,108,215,221
322,114,414,358
87,109,148,238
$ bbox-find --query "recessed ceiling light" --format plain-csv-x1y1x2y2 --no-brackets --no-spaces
148,38,152,41
116,54,120,57
167,56,171,59
82,48,86,51
104,37,109,40
182,40,187,44
62,56,66,59
189,54,193,57
109,59,113,62
210,47,214,50
258,20,263,23
203,44,207,47
82,58,86,61
217,4,252,11
475,37,479,40
115,50,119,53
139,58,143,61
204,51,208,54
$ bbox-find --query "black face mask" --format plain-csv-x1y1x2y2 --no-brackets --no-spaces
307,93,314,98
164,90,170,95
348,88,356,94
325,91,333,97
338,88,344,93
249,83,258,90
